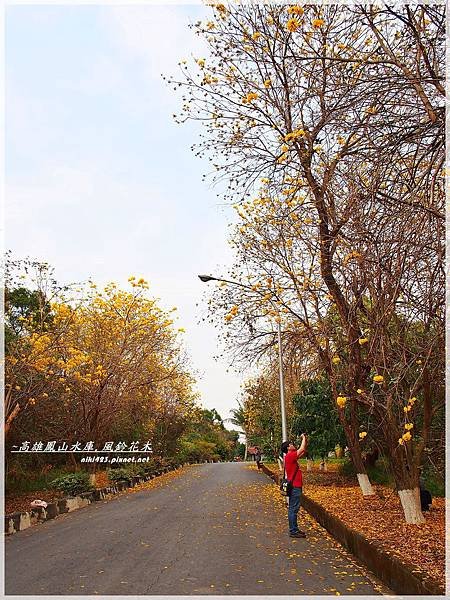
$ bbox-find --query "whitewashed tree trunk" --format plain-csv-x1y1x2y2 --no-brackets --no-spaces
244,442,248,461
357,473,375,496
323,461,328,472
306,459,313,471
398,488,425,524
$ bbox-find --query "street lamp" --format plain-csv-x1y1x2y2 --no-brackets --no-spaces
198,273,287,442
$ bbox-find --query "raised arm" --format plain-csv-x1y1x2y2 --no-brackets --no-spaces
297,434,308,459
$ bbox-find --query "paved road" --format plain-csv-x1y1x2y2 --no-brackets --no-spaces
5,463,391,595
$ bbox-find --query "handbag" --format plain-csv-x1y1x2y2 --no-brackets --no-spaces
280,462,299,497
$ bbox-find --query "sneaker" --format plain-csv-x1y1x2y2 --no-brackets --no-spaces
289,530,306,538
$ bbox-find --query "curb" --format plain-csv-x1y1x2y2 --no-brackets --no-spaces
259,464,444,596
4,462,187,536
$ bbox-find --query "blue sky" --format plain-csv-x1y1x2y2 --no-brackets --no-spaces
6,3,243,423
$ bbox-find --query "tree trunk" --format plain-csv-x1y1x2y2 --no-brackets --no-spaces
385,430,425,524
329,376,375,496
398,488,425,524
5,402,20,437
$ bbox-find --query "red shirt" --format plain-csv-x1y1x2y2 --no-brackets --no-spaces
284,450,303,488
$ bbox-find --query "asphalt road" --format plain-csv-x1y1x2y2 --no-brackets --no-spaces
5,462,390,595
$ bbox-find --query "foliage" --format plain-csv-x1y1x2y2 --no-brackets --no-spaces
5,259,199,458
49,472,94,497
291,377,346,459
177,408,239,462
171,2,445,521
107,467,134,483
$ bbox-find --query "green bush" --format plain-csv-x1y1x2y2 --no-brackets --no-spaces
423,471,445,497
50,472,94,496
107,467,134,482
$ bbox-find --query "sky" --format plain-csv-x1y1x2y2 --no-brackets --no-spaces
5,2,245,424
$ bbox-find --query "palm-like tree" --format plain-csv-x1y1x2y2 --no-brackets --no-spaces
226,402,249,460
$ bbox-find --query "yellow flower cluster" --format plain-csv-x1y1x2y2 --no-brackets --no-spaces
287,6,304,16
242,92,259,104
214,3,227,16
202,74,219,85
403,396,416,413
358,337,368,345
312,18,325,28
284,129,306,142
404,423,414,431
398,431,412,445
252,32,261,40
336,396,347,408
359,431,367,440
373,374,384,384
196,58,205,68
332,356,341,364
356,388,363,394
225,305,239,322
286,18,301,32
264,79,272,88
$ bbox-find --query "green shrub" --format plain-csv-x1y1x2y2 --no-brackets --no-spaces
107,467,134,482
50,472,94,496
423,472,445,497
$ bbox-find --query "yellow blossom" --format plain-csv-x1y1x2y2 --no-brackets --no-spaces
196,58,205,68
252,32,261,40
285,129,305,142
242,92,259,104
358,337,368,345
286,18,301,32
404,423,414,431
404,405,411,413
264,79,272,88
402,431,412,442
408,397,417,405
398,437,404,445
373,374,384,384
287,6,304,16
356,388,363,394
359,431,367,439
312,18,325,28
332,356,341,364
336,396,347,408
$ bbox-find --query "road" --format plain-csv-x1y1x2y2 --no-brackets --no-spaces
5,462,391,595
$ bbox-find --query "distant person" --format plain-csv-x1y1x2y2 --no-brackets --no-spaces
281,434,308,538
255,447,262,466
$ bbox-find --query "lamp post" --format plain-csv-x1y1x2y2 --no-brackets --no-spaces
198,274,287,442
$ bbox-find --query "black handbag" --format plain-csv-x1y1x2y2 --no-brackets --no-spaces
280,463,299,497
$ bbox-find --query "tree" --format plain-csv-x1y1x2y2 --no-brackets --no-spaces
172,3,445,523
5,262,199,467
291,377,346,460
